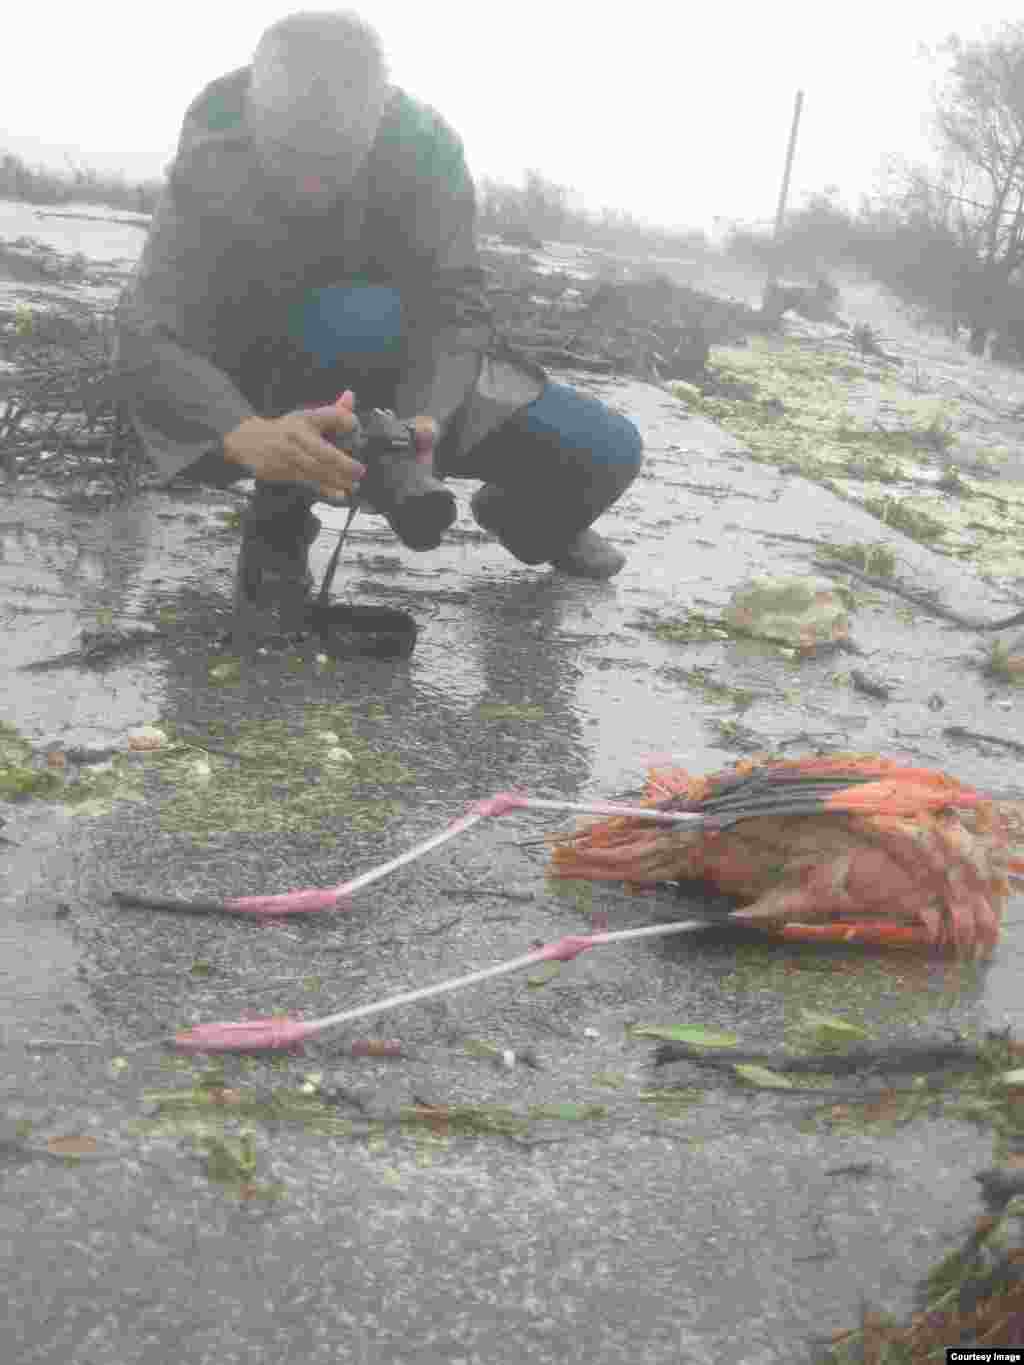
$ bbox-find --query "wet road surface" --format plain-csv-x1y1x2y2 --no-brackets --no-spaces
1,231,1023,1362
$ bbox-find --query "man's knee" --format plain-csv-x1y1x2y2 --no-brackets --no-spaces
610,411,643,486
589,405,643,496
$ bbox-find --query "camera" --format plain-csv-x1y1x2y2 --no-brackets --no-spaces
342,407,457,551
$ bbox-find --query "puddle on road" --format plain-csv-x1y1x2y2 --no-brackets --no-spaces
0,495,214,747
0,196,149,263
0,806,96,1047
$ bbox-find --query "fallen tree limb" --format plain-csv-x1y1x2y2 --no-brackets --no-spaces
653,1038,984,1074
19,627,165,672
943,725,1024,757
812,557,1024,631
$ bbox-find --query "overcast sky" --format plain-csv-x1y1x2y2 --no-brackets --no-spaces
3,3,1018,233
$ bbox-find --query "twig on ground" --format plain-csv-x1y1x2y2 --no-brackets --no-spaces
25,1039,104,1049
943,725,1024,757
812,558,1024,630
850,669,893,700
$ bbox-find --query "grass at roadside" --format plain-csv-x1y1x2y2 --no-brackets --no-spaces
673,335,1024,578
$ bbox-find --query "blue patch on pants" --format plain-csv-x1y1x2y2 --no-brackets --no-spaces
458,379,643,487
513,380,643,474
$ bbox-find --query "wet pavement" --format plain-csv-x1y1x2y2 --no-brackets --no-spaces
2,209,1024,1364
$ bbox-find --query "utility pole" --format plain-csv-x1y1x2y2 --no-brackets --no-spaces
773,89,804,242
763,89,805,313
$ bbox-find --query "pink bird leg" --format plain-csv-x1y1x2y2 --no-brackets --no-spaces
224,888,351,916
175,1016,315,1053
173,920,713,1052
468,792,529,818
534,933,608,963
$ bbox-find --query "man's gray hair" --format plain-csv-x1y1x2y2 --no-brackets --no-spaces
247,10,389,157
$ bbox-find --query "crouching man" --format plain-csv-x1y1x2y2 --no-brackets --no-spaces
113,9,643,641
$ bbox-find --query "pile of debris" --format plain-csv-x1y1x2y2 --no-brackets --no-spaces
760,276,843,326
0,296,130,487
0,234,132,293
0,234,142,486
0,226,847,488
479,243,783,385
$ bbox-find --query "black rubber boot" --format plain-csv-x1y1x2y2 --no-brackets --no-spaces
549,529,626,580
469,484,550,564
232,483,322,647
471,484,626,578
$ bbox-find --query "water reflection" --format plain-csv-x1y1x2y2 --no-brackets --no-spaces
1,496,165,744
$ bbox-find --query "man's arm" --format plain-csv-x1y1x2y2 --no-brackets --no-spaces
113,71,264,485
112,302,258,487
389,108,494,435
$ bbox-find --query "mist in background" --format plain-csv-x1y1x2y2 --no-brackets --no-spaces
4,2,1019,232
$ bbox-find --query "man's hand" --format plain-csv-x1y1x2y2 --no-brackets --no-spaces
223,391,366,499
409,415,438,468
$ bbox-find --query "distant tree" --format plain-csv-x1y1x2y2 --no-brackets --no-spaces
522,170,569,240
923,22,1024,351
474,170,706,256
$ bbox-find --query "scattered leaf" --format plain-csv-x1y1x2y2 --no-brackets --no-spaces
657,664,757,709
819,541,897,577
733,1064,794,1089
592,1071,626,1088
350,1038,404,1058
799,1010,872,1045
401,1104,527,1138
857,1088,907,1122
629,1024,739,1048
127,726,168,751
208,659,241,684
862,495,946,544
724,576,850,653
633,608,730,644
528,1103,607,1122
207,1089,243,1107
526,962,562,988
46,1134,98,1156
199,1133,258,1185
638,1088,704,1117
475,702,546,722
463,1039,502,1060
